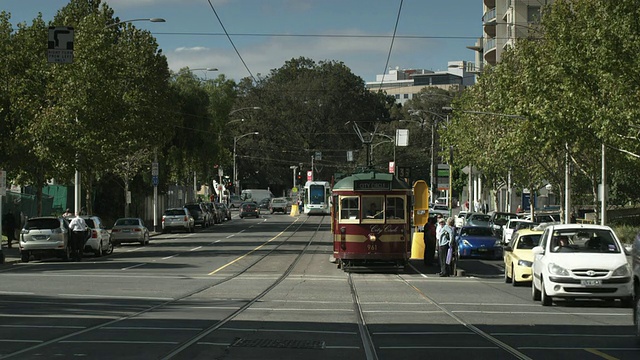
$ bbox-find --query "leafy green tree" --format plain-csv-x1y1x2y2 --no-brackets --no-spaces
233,57,392,193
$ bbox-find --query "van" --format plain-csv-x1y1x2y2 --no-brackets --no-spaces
240,189,274,204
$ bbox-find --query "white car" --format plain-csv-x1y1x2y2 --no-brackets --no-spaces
455,211,468,227
531,224,633,307
502,219,534,244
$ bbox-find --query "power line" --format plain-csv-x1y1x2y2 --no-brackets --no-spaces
378,0,404,92
206,0,257,83
154,32,479,40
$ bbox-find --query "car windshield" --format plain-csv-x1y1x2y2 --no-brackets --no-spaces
165,209,185,216
185,205,201,213
550,229,620,253
516,234,541,249
24,218,60,230
460,227,494,237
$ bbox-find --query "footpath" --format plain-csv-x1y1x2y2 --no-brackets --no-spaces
0,238,20,265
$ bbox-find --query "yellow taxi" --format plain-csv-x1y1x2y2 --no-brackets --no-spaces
503,228,543,285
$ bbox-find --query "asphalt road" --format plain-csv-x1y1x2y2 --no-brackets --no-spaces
0,212,637,359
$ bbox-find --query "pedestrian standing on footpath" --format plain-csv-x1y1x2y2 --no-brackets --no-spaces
423,216,437,266
68,212,88,262
62,208,73,218
2,210,17,249
438,217,455,277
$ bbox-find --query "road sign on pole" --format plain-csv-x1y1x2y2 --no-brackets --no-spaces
47,26,74,63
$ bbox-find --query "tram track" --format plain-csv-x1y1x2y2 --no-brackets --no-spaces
0,215,327,360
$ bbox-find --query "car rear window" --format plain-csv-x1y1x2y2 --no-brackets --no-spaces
165,209,185,216
116,219,140,226
243,204,256,210
25,218,60,230
85,219,96,228
185,205,201,213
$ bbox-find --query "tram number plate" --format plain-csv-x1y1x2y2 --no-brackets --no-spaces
581,279,601,286
367,244,378,251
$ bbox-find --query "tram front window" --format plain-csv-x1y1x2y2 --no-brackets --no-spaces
309,185,325,205
363,196,384,220
385,196,405,220
340,197,360,220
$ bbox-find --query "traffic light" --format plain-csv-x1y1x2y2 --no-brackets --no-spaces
297,171,302,184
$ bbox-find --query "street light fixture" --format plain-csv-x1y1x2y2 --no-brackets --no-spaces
229,106,261,117
189,67,218,80
233,132,259,195
105,18,166,28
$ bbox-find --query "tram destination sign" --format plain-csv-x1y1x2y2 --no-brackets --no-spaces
354,179,391,191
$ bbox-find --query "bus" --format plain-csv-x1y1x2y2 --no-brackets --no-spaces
303,181,331,215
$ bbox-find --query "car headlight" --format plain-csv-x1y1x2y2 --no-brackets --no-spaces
494,240,502,247
612,264,631,277
547,262,570,276
517,260,533,267
461,239,471,247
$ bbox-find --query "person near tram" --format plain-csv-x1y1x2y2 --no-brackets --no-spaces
423,216,437,266
68,212,88,262
438,217,455,277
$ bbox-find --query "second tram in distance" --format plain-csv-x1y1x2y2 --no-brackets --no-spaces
303,180,331,215
331,172,412,271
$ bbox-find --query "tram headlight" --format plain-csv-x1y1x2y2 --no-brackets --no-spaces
368,233,377,242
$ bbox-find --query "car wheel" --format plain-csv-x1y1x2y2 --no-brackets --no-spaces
21,251,30,263
540,278,552,306
189,225,195,233
532,279,541,301
104,239,114,255
145,233,150,245
511,265,518,286
620,296,633,308
504,264,512,283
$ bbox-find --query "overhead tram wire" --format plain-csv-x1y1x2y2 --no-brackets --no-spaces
378,0,403,92
206,0,257,83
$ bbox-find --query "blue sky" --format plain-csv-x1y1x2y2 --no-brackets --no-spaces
2,0,481,82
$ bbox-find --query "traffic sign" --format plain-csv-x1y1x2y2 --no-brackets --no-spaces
151,162,158,176
47,26,74,63
307,170,313,181
152,175,159,186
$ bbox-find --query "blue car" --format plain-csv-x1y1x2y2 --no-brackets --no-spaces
456,225,502,259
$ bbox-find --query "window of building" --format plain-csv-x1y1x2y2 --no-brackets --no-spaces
527,6,541,23
395,94,400,99
403,94,409,99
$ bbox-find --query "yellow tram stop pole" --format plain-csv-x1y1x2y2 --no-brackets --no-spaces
411,180,429,259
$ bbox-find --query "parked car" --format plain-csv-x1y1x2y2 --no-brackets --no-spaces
229,195,243,210
19,216,71,262
522,212,560,223
269,197,290,214
239,202,260,219
531,224,633,307
213,202,227,223
185,203,211,228
503,228,543,285
217,202,232,221
502,219,535,244
430,204,449,218
633,231,640,340
162,208,195,233
455,211,469,228
465,213,491,227
258,198,271,211
82,215,113,257
489,212,518,239
110,217,150,246
455,225,502,259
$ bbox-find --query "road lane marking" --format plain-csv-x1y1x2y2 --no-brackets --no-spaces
190,246,202,251
208,217,300,275
122,263,146,270
408,262,429,278
162,254,178,259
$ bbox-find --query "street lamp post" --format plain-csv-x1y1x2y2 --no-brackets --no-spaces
409,109,448,203
189,67,218,80
229,106,261,118
233,132,259,195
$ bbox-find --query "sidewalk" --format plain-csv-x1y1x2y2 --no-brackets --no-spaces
0,238,21,265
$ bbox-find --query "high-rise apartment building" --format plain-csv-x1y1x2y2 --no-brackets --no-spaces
469,0,553,70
